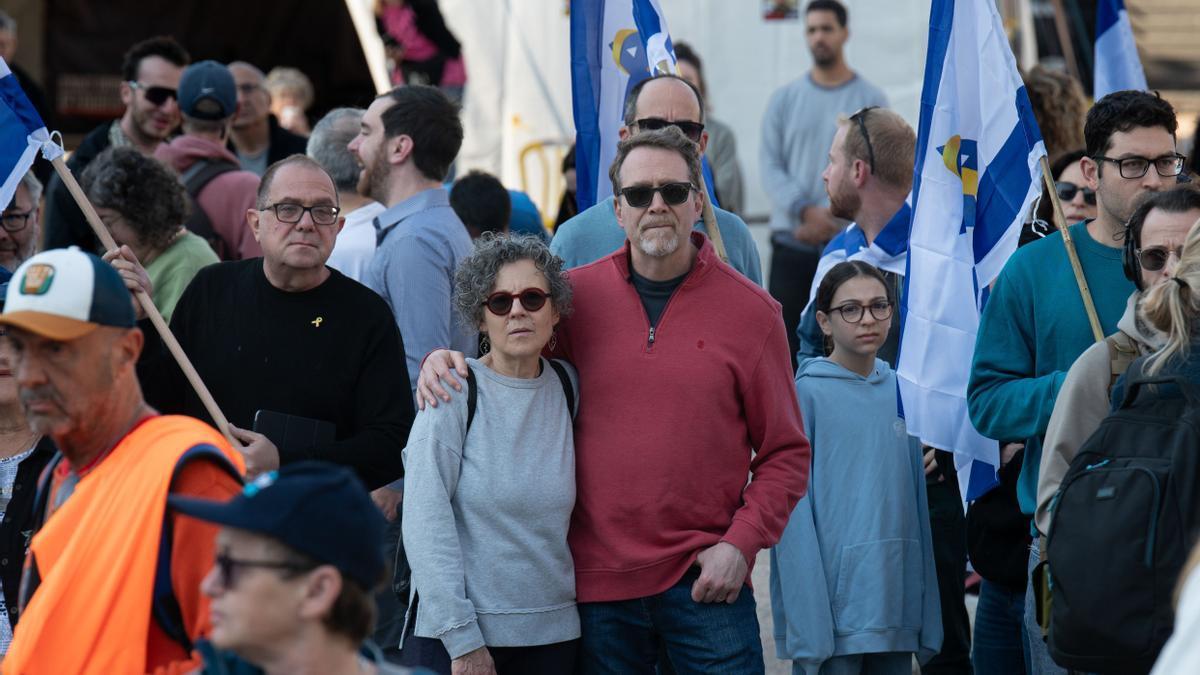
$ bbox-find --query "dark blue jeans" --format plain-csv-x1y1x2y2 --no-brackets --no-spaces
971,579,1027,675
577,568,764,675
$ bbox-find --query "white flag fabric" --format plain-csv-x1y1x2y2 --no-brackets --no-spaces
0,58,62,212
896,0,1046,499
1094,0,1147,99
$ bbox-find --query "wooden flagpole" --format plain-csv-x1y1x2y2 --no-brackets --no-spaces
49,156,241,447
1039,154,1104,342
696,171,728,264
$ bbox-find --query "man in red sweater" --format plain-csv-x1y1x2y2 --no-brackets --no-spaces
419,127,809,672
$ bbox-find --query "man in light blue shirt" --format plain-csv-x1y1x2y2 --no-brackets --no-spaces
551,75,762,286
347,84,475,657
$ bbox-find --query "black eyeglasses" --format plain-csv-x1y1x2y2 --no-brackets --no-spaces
634,118,705,142
829,300,893,324
128,81,177,106
483,288,550,316
213,552,314,590
1093,154,1185,180
259,202,341,226
849,106,879,173
1137,246,1183,272
0,211,33,233
618,182,695,209
1055,181,1097,206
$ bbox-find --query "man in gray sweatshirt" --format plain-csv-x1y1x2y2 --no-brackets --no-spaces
760,0,887,366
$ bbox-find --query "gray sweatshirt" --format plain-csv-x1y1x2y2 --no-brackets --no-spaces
760,73,888,232
401,358,580,658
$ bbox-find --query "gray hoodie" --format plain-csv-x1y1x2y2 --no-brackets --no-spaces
1035,292,1165,535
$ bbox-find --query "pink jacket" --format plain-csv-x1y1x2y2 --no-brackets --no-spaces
556,232,811,602
155,136,262,260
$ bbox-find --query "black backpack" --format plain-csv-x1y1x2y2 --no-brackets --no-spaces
1045,363,1200,674
180,159,239,259
391,360,576,615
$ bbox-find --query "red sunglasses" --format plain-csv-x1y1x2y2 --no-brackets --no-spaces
483,288,550,316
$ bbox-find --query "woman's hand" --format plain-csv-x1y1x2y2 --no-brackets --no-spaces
416,349,469,410
451,646,497,675
102,246,152,320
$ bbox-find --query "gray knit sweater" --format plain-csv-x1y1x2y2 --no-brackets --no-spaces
401,358,580,658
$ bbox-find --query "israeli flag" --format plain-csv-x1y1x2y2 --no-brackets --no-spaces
808,202,911,306
896,0,1045,499
0,58,61,210
1094,0,1147,99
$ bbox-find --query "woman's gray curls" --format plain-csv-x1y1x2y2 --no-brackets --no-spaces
453,232,573,329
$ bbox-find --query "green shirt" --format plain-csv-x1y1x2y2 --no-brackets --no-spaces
146,232,219,322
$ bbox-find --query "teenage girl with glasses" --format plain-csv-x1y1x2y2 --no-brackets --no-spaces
770,260,942,675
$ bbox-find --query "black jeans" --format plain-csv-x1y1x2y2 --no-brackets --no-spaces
767,232,823,372
923,450,973,675
399,635,579,675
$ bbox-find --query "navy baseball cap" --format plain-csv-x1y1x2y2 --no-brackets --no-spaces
178,60,237,121
0,248,135,340
169,462,387,589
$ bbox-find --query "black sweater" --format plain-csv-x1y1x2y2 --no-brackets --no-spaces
141,259,414,489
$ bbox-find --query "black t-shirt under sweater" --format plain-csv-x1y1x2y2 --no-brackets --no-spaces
140,259,414,489
630,268,688,328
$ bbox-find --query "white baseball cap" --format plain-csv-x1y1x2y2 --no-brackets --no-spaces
0,247,136,340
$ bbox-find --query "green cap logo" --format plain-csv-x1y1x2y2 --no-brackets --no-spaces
20,264,55,296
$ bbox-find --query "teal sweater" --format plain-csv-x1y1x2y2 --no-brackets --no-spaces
968,221,1133,514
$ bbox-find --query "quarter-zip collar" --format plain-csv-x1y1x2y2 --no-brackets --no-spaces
612,231,717,284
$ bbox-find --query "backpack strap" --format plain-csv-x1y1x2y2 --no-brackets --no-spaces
465,367,478,435
155,445,243,653
1106,332,1139,394
547,359,577,419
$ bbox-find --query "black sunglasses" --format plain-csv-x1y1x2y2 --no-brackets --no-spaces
1055,181,1097,206
634,117,705,142
213,552,313,590
483,288,550,316
128,81,178,106
1137,246,1183,272
618,182,695,209
849,106,879,173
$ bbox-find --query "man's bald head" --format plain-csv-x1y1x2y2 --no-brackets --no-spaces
623,74,705,127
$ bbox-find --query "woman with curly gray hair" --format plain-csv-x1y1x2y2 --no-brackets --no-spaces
80,147,219,321
400,233,580,674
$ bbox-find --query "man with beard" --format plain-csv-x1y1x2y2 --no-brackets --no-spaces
227,62,310,177
416,127,810,673
42,36,189,253
0,171,42,273
346,84,473,658
760,0,887,367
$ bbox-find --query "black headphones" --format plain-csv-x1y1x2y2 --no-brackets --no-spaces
1122,216,1143,291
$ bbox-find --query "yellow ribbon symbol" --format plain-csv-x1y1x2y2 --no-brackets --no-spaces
312,317,323,328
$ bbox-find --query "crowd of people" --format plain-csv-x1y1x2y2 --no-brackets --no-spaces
0,0,1198,674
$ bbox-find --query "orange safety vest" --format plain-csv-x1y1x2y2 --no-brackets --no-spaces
3,415,244,675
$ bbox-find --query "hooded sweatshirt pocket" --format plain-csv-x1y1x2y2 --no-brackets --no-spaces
831,538,923,634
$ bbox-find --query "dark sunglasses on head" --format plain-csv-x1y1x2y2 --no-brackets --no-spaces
128,81,177,106
634,117,705,142
618,182,695,209
1055,181,1097,206
1137,245,1183,272
483,288,550,316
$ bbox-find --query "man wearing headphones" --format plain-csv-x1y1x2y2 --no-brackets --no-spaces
968,89,1183,675
1035,186,1200,535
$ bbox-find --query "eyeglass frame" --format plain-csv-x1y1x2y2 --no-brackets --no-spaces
212,551,316,590
1092,153,1186,180
0,210,34,233
1054,181,1097,206
848,106,879,174
482,288,551,316
827,300,894,324
1136,245,1184,272
633,117,705,142
127,81,178,106
258,202,342,226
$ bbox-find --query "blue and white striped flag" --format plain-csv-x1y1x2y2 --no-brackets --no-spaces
0,58,61,211
570,0,718,211
1094,0,1147,99
808,202,910,306
896,0,1045,500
